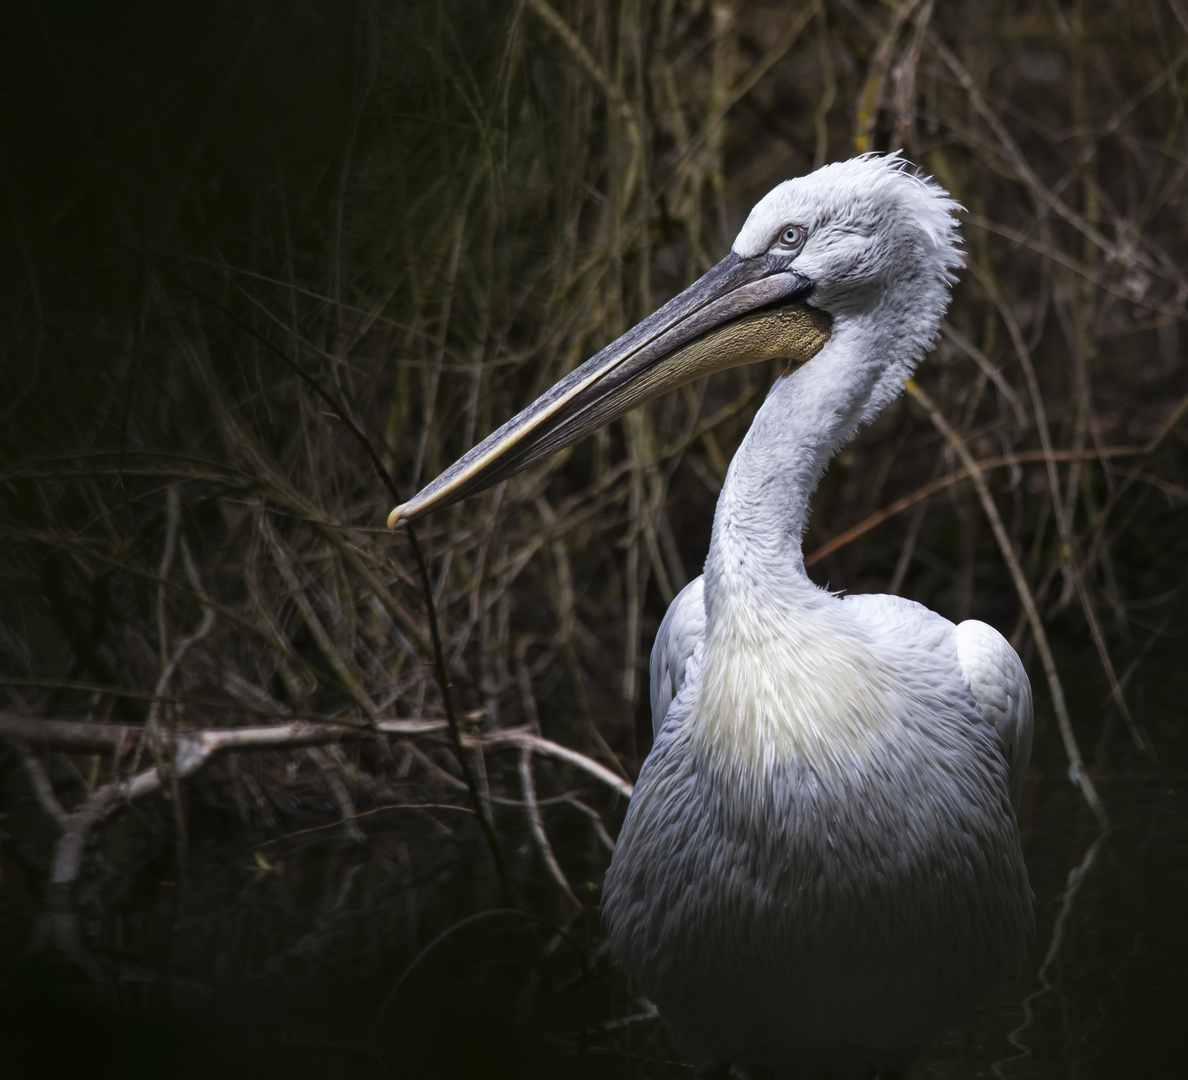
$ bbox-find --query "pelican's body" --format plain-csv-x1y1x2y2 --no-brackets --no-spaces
609,590,1031,1076
390,155,1033,1078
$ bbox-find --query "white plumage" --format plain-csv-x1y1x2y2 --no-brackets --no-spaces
604,157,1033,1078
653,585,1032,812
390,154,1034,1080
953,618,1033,811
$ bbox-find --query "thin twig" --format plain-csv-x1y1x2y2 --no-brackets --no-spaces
906,380,1109,827
406,525,513,902
805,445,1143,568
14,743,69,830
306,746,367,844
518,746,581,908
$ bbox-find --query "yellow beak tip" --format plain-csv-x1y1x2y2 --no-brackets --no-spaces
386,505,406,532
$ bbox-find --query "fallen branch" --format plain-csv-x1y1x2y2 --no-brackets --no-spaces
0,714,139,754
0,713,632,892
485,728,634,800
0,713,634,797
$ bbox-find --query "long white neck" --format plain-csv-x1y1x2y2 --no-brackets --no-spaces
693,318,912,775
703,317,903,616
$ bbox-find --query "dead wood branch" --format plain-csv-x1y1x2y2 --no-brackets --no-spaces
0,713,631,892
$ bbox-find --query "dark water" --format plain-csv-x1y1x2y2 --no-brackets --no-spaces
2,655,1186,1080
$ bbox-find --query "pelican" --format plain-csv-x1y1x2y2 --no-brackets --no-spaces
388,154,1033,1079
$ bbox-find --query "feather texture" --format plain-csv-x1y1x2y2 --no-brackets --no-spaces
603,156,1033,1078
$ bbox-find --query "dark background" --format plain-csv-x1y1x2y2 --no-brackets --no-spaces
1,1,1186,1076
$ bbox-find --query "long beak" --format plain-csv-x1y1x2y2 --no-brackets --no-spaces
388,251,831,529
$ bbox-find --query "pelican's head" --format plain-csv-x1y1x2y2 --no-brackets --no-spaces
389,153,961,529
734,152,962,363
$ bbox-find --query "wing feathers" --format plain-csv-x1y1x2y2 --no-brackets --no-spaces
650,577,706,738
954,619,1033,811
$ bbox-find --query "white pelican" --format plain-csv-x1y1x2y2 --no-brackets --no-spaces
388,154,1033,1079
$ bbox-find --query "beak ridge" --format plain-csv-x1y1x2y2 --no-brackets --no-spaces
388,252,831,529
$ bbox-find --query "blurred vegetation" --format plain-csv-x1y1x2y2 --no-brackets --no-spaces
1,0,1187,1076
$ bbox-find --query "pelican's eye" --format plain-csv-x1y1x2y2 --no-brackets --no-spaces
776,225,806,252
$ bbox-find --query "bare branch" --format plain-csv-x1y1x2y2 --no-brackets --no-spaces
906,380,1109,827
518,746,580,908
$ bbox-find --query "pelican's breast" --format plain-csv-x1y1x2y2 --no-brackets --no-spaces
604,590,1031,1064
690,590,902,776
